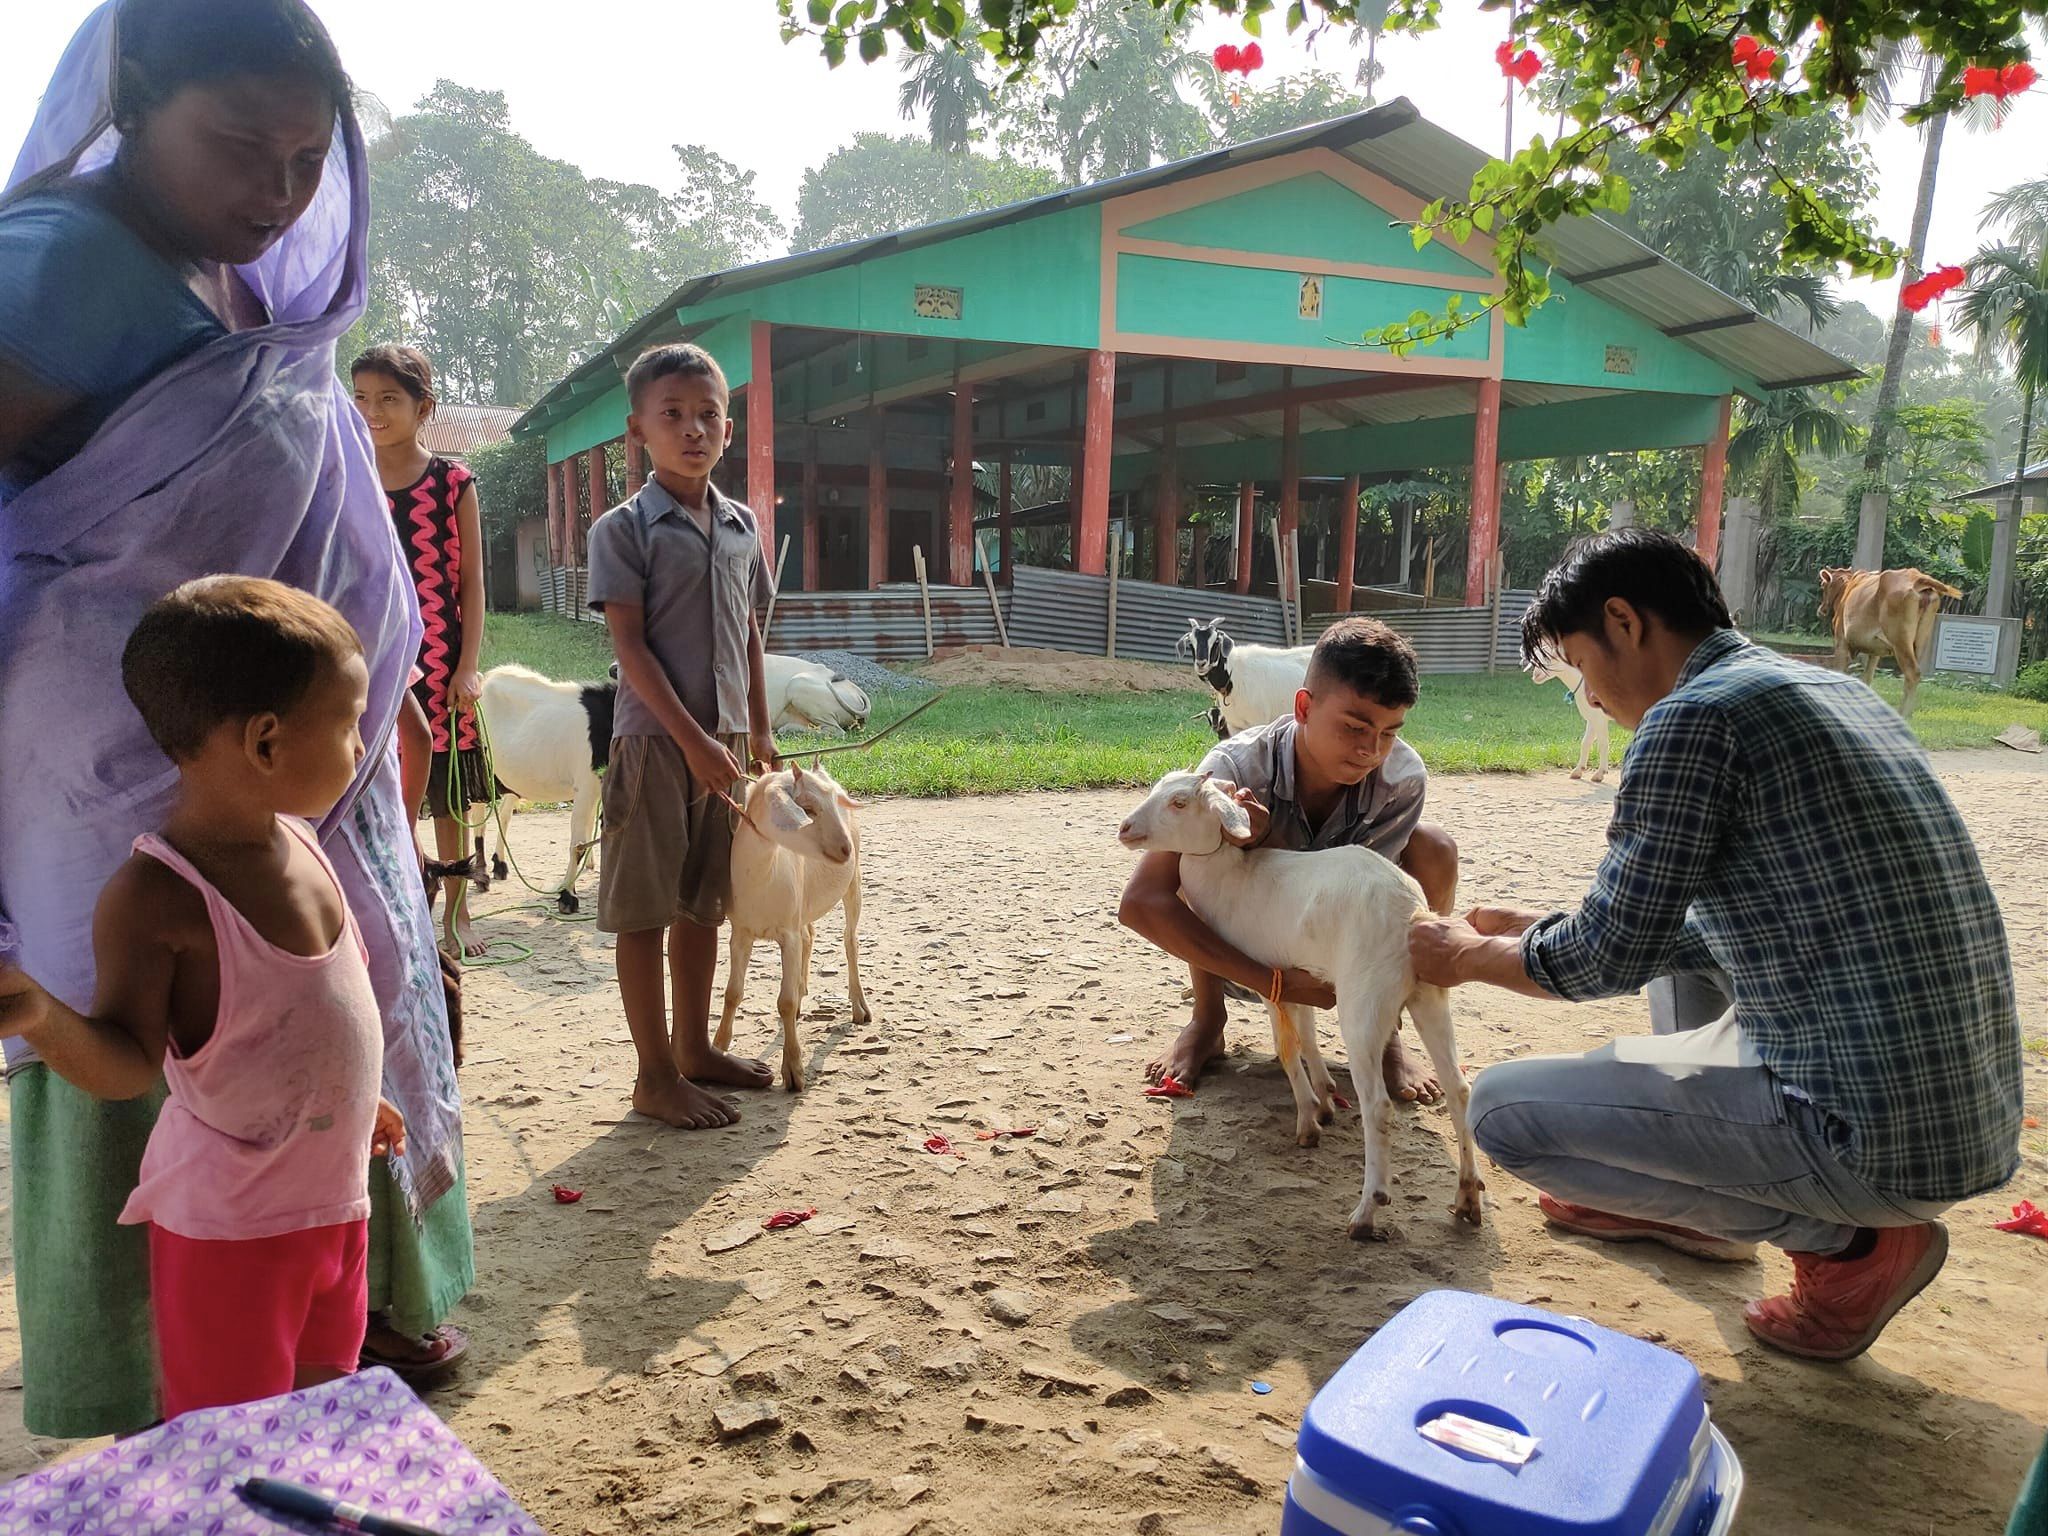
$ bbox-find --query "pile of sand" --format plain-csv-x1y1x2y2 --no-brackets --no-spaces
919,644,1195,694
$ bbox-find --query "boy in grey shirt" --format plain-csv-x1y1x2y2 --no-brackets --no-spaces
1119,618,1457,1102
586,343,778,1130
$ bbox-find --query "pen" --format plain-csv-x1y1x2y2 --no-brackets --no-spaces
239,1477,452,1536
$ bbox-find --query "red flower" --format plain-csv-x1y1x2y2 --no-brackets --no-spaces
1900,276,1935,312
1964,63,2003,96
1733,36,1777,81
1213,42,1242,74
1965,60,2038,99
1242,41,1264,71
1899,265,1961,313
1732,35,1760,63
1497,42,1542,83
2003,61,2038,94
1933,263,1967,293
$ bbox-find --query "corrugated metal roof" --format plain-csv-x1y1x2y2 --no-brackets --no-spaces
1960,458,2048,499
424,403,522,459
514,98,1856,438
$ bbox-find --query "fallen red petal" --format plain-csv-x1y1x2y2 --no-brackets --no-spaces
1332,1092,1354,1111
1144,1073,1196,1099
1994,1200,2048,1238
551,1184,584,1204
923,1134,966,1156
2025,1115,2041,1129
763,1207,817,1230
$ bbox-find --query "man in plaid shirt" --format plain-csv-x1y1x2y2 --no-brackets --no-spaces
1411,529,2020,1362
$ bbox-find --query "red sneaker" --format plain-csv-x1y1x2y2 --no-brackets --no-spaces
1538,1193,1759,1263
1743,1222,1948,1362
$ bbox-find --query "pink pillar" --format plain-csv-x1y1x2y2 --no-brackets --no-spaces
1153,422,1180,586
866,410,889,590
1335,472,1360,612
561,456,579,562
1697,393,1733,566
1233,482,1255,595
1463,377,1503,607
1075,349,1116,576
748,321,776,560
947,383,976,586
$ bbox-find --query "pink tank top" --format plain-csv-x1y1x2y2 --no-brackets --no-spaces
119,819,384,1242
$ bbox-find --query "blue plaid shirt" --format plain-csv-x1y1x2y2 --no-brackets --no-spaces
1522,630,2021,1202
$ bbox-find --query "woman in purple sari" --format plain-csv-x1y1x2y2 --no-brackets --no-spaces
0,0,471,1436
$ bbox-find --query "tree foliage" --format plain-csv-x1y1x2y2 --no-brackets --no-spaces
778,0,2045,348
352,83,783,405
792,133,1060,250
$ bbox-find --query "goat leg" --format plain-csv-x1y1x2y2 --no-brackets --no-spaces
843,875,872,1025
1341,998,1401,1240
1298,1014,1340,1125
776,930,805,1092
1408,985,1483,1226
1265,1001,1323,1148
716,930,755,1053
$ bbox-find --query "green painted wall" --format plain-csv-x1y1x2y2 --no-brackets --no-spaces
1116,252,1491,362
546,380,630,462
682,206,1102,352
1506,277,1744,397
1123,172,1487,279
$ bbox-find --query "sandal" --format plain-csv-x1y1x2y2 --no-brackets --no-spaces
359,1323,470,1383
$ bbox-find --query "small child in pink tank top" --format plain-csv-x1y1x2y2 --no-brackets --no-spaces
0,577,402,1419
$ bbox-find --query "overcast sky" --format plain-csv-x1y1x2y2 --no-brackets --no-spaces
3,0,2026,331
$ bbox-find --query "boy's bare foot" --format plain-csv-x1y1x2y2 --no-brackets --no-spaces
1384,1035,1442,1104
634,1071,740,1128
673,1041,775,1090
1146,1013,1228,1087
454,911,486,960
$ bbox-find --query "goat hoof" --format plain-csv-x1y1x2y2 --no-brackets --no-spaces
1569,769,1583,780
784,1070,805,1093
1317,1104,1336,1126
556,890,579,915
1347,1213,1392,1243
1453,1180,1486,1226
1297,1127,1321,1149
851,1002,873,1024
492,856,509,880
1589,772,1605,784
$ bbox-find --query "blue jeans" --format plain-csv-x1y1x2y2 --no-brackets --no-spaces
1468,971,1946,1254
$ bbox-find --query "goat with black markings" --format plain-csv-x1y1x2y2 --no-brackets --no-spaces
1176,617,1313,740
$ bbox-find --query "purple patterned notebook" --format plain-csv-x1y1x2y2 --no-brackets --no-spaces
0,1370,542,1535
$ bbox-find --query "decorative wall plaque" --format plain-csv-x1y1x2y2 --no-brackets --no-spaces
914,284,964,320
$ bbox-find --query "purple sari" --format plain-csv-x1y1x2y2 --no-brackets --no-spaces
0,4,459,1216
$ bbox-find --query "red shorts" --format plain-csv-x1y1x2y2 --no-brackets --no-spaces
148,1219,368,1419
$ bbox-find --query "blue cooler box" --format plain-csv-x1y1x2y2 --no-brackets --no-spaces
1283,1290,1742,1536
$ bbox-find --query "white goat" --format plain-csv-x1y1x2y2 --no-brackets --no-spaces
1528,658,1612,782
765,654,871,736
476,663,613,913
1118,770,1482,1239
1176,618,1313,739
717,763,871,1092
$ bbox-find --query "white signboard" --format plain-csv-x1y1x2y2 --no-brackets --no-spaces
1934,618,2001,675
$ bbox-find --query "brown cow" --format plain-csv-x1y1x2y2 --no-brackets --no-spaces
1816,566,1965,716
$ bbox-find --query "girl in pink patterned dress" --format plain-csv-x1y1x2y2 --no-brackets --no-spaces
351,346,489,959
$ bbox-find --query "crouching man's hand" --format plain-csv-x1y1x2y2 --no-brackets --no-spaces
1409,914,1486,989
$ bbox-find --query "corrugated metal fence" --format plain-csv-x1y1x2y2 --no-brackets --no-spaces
539,559,1529,672
1008,566,1297,663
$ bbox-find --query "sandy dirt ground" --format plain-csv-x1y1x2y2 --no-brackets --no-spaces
3,752,2045,1534
919,646,1192,692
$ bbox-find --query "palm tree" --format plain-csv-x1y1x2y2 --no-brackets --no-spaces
898,42,994,152
1954,233,2048,618
1729,387,1860,526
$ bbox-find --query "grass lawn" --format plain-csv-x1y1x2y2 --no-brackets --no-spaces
481,613,2048,796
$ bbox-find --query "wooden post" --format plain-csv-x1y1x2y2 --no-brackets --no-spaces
1107,539,1120,659
800,434,820,592
1190,519,1208,590
1463,376,1502,607
1270,521,1292,645
911,545,934,657
1335,472,1360,613
764,534,790,642
975,534,1011,647
1424,536,1438,603
1697,393,1733,567
1234,482,1255,595
585,444,605,561
1487,548,1506,674
997,455,1014,585
544,456,562,565
1279,403,1301,607
747,321,777,560
866,409,888,590
1398,499,1415,588
1289,528,1305,644
1153,421,1180,586
948,382,976,586
1076,349,1116,575
561,456,579,565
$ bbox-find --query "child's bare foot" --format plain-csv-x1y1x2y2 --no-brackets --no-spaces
454,911,486,960
1146,1013,1228,1087
634,1070,740,1127
673,1040,774,1090
1384,1035,1442,1104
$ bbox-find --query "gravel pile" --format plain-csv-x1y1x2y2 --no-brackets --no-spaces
792,649,937,695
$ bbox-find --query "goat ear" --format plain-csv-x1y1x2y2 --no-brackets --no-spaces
765,786,812,833
835,791,866,811
1207,781,1255,844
